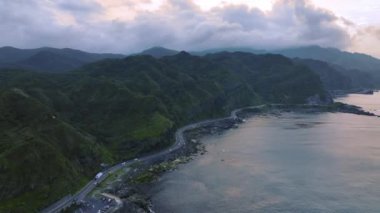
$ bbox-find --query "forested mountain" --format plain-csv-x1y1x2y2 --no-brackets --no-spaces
276,46,380,72
0,46,124,72
139,47,179,58
0,52,328,211
293,59,375,90
293,58,352,90
2,45,377,88
137,46,379,88
193,47,266,56
276,46,380,86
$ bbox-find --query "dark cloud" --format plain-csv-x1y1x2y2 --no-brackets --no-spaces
0,0,353,53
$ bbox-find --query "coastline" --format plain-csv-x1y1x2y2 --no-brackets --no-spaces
66,103,376,213
100,103,376,212
84,105,267,213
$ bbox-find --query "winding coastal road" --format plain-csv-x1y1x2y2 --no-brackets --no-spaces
41,105,266,213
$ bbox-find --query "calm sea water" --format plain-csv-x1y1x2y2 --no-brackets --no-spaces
151,93,380,212
336,91,380,116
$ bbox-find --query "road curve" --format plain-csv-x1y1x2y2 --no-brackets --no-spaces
41,104,266,213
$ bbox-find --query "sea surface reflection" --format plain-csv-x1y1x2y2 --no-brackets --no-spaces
151,94,380,212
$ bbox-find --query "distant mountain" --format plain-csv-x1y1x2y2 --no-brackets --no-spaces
145,45,380,88
276,46,380,72
192,47,266,56
5,44,377,88
275,46,380,85
293,58,353,90
293,58,375,90
138,46,378,89
137,47,266,58
139,47,179,58
0,51,328,211
0,46,124,72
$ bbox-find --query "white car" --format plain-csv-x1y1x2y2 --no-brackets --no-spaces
94,172,103,180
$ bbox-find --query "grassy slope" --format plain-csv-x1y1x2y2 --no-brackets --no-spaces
0,90,112,212
0,52,326,211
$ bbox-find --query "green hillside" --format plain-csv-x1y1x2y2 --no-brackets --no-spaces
190,46,378,88
0,52,328,211
0,89,112,212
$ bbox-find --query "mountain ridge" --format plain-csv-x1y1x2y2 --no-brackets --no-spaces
0,46,125,72
136,45,379,88
0,51,328,211
138,47,179,58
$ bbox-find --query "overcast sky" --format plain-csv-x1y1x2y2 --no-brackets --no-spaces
1,0,379,57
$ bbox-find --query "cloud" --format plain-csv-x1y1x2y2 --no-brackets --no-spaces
349,26,380,58
55,0,102,13
365,27,380,40
0,0,66,46
0,0,361,54
204,0,351,49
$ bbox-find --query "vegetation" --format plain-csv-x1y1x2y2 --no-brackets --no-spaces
187,46,379,88
0,46,124,72
277,45,380,73
277,45,380,86
139,47,179,58
293,58,353,90
0,51,327,211
0,90,111,212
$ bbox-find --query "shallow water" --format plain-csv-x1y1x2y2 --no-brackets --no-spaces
151,94,380,213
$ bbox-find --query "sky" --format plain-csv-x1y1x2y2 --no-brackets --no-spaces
1,0,379,58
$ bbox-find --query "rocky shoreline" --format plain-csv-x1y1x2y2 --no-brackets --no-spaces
73,103,377,213
113,118,242,213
